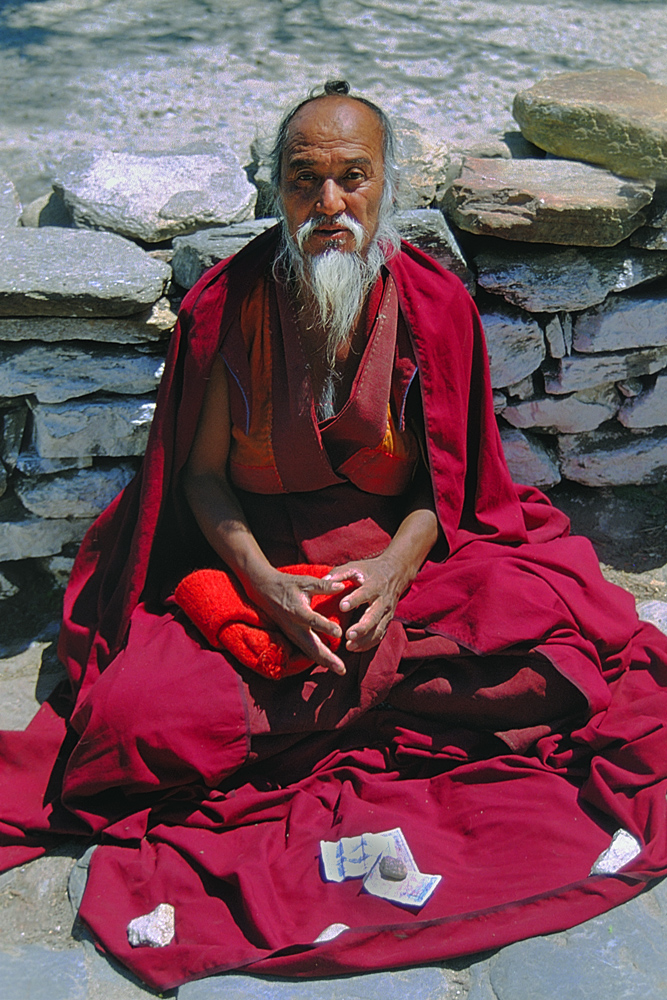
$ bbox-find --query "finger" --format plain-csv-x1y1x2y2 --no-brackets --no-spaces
297,575,348,596
346,603,392,650
292,628,347,676
339,583,375,613
323,567,365,587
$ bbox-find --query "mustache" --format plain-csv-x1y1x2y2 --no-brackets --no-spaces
295,213,366,253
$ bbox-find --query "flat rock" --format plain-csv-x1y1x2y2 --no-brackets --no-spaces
444,157,653,245
393,117,450,210
513,69,667,180
53,149,256,243
475,242,667,312
559,425,667,486
16,452,92,475
544,345,667,394
1,406,29,470
618,372,667,428
0,493,91,561
0,343,164,403
0,171,21,229
172,219,278,288
478,303,545,387
499,425,561,487
573,287,667,353
29,395,156,458
0,229,171,317
15,462,136,518
395,210,474,289
503,384,619,434
0,298,177,344
630,225,667,250
544,313,572,359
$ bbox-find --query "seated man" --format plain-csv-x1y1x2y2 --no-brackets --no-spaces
2,81,667,992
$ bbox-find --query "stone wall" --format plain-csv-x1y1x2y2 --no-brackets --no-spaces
0,67,666,587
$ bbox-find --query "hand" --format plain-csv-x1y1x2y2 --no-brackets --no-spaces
243,568,349,675
324,554,409,653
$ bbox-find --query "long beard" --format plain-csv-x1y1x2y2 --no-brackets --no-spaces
275,210,398,369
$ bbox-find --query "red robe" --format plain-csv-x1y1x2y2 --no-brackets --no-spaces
2,227,667,990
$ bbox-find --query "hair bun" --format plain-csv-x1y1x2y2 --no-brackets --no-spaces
323,80,351,96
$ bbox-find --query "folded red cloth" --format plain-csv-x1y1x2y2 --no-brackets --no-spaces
173,564,351,680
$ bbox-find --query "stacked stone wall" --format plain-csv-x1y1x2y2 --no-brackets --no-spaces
0,67,666,588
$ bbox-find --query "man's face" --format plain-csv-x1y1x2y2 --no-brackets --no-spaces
279,96,386,258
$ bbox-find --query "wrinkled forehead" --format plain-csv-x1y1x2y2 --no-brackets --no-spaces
282,96,385,171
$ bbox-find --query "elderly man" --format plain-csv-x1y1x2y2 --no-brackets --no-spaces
2,82,667,991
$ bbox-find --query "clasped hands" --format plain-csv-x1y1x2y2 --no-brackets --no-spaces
244,555,407,677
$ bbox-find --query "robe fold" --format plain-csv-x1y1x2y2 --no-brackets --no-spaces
2,225,667,990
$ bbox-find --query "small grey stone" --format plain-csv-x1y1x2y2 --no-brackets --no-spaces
499,425,561,488
379,856,408,881
29,395,156,459
618,372,667,428
637,600,667,635
544,314,569,359
475,243,667,313
0,343,165,403
16,451,93,475
503,384,619,435
617,377,644,398
573,288,667,353
506,375,534,401
171,219,277,288
0,229,171,317
0,171,21,229
479,302,545,388
54,148,257,243
544,346,667,395
127,902,175,948
1,405,28,470
630,225,667,251
20,189,72,228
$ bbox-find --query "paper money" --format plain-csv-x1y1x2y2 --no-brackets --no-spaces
319,827,441,908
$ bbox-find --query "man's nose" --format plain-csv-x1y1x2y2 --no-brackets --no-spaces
316,179,346,216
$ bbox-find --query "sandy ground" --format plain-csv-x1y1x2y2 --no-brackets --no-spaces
0,480,666,959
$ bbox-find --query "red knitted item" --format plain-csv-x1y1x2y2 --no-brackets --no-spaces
173,564,351,680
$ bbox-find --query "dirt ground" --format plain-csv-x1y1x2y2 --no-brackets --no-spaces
0,480,666,954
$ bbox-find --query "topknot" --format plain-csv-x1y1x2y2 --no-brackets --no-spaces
323,80,351,96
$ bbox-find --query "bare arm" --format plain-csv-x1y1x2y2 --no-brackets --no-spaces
183,356,347,674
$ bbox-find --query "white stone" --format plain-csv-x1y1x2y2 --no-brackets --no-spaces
55,149,256,243
313,923,350,943
0,343,164,403
503,384,619,434
618,372,667,428
127,903,175,948
499,425,561,487
0,494,91,561
479,304,545,388
29,396,156,459
40,554,76,589
590,829,642,876
637,600,667,635
0,228,171,318
572,289,667,353
0,298,177,344
0,570,19,600
15,463,136,518
544,315,569,359
559,426,667,486
543,346,667,395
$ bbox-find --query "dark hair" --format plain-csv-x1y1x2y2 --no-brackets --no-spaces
269,80,399,203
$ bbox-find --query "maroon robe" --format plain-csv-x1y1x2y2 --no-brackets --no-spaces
1,227,667,990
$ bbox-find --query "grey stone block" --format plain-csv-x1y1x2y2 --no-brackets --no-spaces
172,219,278,288
0,342,164,403
0,493,91,560
180,964,454,1000
0,229,171,317
475,243,667,313
479,303,545,388
0,170,21,229
503,384,619,434
395,209,474,289
559,425,667,486
0,298,177,344
543,346,667,395
29,395,155,459
573,288,667,353
499,425,561,487
54,148,257,243
15,462,136,518
0,948,87,1000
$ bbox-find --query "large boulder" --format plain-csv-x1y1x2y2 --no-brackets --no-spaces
0,229,171,317
513,69,667,180
474,242,667,312
573,288,667,353
0,171,21,229
477,303,545,387
443,157,653,245
0,343,164,403
53,148,257,243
